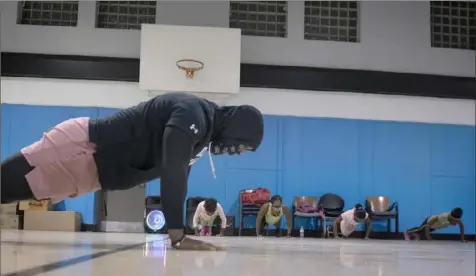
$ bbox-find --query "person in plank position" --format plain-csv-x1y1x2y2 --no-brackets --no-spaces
1,92,264,251
404,208,465,242
255,195,293,238
329,204,372,239
193,198,227,236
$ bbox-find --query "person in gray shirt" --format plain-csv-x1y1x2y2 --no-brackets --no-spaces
404,208,466,242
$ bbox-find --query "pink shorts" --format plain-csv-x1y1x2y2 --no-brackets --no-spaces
21,117,101,203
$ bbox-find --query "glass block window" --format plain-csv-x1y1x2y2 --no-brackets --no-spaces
96,1,157,30
304,1,359,42
17,1,78,26
430,1,476,50
229,1,287,38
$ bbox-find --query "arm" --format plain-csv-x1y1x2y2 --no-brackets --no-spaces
217,203,227,236
424,216,439,240
160,126,194,243
256,204,268,236
282,206,293,236
364,216,372,239
192,203,203,235
458,221,465,242
333,216,343,238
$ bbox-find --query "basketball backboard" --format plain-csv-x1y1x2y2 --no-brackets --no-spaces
139,24,241,99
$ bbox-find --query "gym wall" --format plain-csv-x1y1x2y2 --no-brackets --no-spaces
1,1,475,233
1,1,474,77
1,78,474,234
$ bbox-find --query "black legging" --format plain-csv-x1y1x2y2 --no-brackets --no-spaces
260,216,282,236
407,217,436,234
1,152,35,204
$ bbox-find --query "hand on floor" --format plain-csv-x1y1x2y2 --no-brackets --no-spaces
172,237,224,251
257,235,264,240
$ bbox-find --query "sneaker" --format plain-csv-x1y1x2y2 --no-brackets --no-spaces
413,233,421,241
404,231,411,241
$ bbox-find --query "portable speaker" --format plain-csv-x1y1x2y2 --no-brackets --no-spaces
185,197,206,234
144,196,167,234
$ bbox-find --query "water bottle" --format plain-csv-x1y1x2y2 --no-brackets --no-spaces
300,226,304,238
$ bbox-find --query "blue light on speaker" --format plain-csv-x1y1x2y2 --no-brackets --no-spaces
146,210,166,231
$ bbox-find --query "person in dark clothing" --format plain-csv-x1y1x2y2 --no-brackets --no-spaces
1,92,264,250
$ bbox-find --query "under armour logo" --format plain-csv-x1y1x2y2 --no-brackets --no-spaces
189,124,198,134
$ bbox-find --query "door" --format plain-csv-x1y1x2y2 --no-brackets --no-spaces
101,184,146,233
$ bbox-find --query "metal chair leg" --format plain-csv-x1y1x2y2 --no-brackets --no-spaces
321,216,327,237
239,215,242,236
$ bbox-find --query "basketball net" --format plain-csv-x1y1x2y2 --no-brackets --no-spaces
184,69,196,79
176,59,204,80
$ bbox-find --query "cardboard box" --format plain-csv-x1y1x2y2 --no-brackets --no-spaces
18,200,52,211
24,211,81,232
0,214,19,229
0,203,18,216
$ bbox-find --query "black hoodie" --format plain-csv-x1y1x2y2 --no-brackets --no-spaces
88,92,263,229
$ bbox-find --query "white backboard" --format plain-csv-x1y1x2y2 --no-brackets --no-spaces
139,24,241,95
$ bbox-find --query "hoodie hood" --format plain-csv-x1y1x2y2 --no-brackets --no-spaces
211,105,264,151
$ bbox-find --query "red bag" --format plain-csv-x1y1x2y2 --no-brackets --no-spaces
241,188,271,204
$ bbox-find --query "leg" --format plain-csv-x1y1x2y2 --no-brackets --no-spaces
206,226,212,236
21,117,94,167
405,217,429,241
199,226,207,236
404,226,422,240
274,219,282,237
1,152,35,203
17,117,99,202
